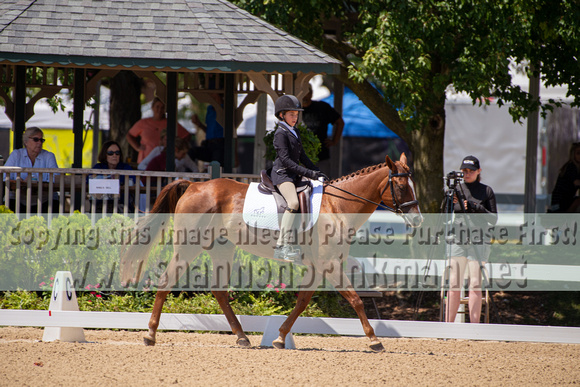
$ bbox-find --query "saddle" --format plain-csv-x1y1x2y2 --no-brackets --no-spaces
258,169,312,215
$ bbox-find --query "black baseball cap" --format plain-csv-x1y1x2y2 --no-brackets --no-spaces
460,155,480,170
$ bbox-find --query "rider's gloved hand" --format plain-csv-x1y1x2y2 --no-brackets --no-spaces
314,171,329,181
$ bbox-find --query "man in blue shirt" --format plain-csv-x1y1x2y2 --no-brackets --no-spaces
4,127,59,213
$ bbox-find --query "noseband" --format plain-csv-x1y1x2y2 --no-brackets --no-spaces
379,170,419,213
324,169,419,214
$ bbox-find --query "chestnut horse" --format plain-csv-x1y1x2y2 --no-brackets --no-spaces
121,153,422,351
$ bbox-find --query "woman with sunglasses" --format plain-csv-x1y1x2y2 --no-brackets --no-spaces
91,141,136,212
93,141,135,182
4,127,60,213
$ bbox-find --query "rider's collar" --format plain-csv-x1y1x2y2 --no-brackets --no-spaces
278,121,294,131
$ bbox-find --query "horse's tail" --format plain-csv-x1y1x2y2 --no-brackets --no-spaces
150,179,194,214
120,179,193,287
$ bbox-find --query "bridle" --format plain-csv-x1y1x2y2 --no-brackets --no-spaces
324,169,419,214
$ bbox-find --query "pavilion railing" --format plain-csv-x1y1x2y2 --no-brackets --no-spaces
0,165,260,221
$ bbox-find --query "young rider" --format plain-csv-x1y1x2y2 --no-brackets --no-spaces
271,94,328,262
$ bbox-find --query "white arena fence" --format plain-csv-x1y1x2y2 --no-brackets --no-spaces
1,309,580,344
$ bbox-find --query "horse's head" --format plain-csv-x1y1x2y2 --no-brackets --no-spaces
383,153,423,228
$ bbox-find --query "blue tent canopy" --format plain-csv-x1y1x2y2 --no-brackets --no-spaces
323,87,399,139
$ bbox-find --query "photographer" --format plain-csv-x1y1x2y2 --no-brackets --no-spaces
445,156,498,323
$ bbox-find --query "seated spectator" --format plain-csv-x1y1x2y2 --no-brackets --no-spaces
4,127,59,213
146,137,198,173
126,97,191,163
138,130,198,173
90,140,136,213
144,138,196,189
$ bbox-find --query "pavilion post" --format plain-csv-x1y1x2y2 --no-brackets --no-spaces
165,72,177,172
224,73,235,173
13,66,26,150
73,68,85,168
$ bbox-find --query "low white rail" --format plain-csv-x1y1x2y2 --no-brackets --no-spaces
1,310,579,344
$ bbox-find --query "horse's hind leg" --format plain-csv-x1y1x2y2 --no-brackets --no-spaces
270,269,322,349
144,290,170,346
273,289,316,349
145,238,203,346
209,241,251,347
212,290,251,347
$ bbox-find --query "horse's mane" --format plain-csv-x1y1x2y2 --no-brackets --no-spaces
330,162,389,183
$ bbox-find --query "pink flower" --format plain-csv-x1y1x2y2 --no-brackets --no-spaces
90,291,96,295
266,284,273,289
39,282,46,287
95,284,101,289
280,283,286,289
275,288,280,293
96,294,102,298
50,277,54,280
85,285,91,290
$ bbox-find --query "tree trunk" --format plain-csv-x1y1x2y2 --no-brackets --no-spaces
109,71,142,163
410,113,446,213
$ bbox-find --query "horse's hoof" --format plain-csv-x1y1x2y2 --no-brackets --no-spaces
143,336,156,346
272,338,285,349
236,337,251,347
369,341,385,352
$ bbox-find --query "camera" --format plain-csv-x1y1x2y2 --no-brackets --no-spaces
444,171,464,190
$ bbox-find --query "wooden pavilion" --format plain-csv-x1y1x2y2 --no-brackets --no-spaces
0,0,339,172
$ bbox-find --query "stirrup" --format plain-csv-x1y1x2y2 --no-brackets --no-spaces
273,245,302,264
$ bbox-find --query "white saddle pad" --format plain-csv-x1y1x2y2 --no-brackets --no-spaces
242,180,324,231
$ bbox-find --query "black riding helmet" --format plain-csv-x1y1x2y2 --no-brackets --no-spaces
274,95,303,120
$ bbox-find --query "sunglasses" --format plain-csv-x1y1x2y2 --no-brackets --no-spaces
107,150,121,156
30,137,46,143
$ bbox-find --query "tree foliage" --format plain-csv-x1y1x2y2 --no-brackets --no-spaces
233,0,580,210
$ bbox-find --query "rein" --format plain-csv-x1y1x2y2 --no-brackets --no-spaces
323,170,418,214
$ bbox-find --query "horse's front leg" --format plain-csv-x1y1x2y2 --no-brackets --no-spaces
144,290,170,346
325,261,384,352
336,287,384,352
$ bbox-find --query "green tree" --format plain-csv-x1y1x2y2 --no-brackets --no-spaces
233,0,580,211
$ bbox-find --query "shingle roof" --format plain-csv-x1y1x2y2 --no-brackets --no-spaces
0,0,339,74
